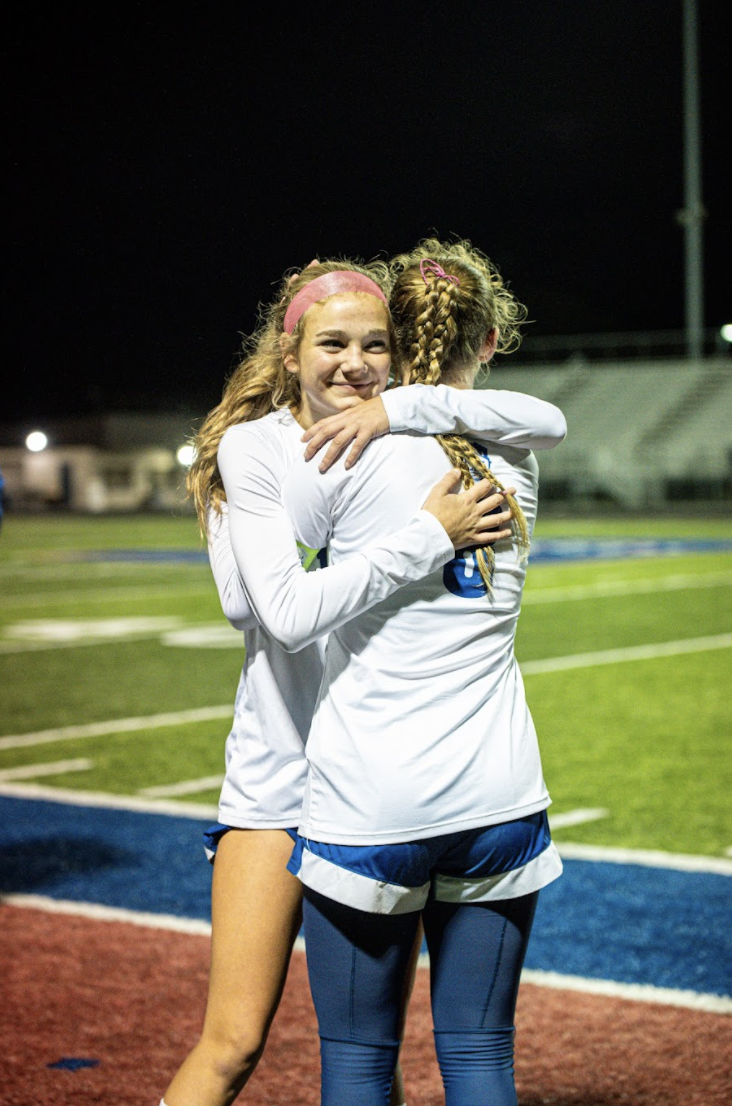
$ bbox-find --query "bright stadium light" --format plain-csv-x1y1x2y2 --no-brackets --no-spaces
720,324,732,343
26,431,48,452
177,444,196,467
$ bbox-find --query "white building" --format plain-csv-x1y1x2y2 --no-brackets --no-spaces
0,414,195,513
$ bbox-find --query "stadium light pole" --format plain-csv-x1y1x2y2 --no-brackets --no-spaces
677,0,705,362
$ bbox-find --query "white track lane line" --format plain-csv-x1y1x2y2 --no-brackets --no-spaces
2,896,728,1014
516,969,732,1015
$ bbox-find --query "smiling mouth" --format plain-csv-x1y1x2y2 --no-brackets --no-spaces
332,381,373,390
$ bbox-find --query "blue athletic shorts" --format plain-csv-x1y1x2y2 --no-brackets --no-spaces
203,823,298,864
287,811,562,914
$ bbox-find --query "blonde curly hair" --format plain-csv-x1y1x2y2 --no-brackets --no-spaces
187,257,391,533
390,237,530,590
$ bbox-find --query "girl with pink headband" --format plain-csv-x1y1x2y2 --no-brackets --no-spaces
159,254,563,1106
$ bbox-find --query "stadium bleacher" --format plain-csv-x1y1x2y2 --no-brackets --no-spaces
486,357,732,506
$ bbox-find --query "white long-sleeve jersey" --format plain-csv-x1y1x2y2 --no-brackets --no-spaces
282,431,552,844
212,388,565,828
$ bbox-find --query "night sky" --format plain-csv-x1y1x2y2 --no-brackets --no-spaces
6,2,730,424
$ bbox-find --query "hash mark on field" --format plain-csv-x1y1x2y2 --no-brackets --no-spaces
0,705,233,750
548,808,608,830
0,758,93,781
523,571,732,604
521,632,732,675
139,774,225,798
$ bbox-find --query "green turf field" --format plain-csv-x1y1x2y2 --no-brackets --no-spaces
1,512,730,857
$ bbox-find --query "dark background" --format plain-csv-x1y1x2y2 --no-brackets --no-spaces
5,2,730,423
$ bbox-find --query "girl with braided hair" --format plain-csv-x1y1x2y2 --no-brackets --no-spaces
160,254,551,1106
280,238,566,1105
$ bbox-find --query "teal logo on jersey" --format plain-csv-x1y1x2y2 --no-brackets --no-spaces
297,541,327,572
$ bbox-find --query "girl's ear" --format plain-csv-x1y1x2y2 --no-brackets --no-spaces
280,333,299,376
478,328,499,362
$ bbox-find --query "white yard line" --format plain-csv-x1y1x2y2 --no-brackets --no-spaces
139,774,225,798
548,808,608,830
0,781,218,819
2,896,728,1013
523,571,732,605
521,633,732,676
0,705,233,750
2,632,730,750
0,758,93,781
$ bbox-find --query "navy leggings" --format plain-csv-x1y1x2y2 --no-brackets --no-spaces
303,888,538,1106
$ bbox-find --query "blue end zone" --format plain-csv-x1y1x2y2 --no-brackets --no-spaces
84,538,732,567
530,538,732,562
527,860,732,995
0,796,214,920
1,795,730,997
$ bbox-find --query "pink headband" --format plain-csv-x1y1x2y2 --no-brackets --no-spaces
283,271,388,333
420,259,460,287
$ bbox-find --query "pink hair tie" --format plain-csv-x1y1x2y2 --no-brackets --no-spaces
419,259,460,287
283,271,388,333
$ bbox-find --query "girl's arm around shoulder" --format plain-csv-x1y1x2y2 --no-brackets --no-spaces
381,384,567,451
217,423,454,653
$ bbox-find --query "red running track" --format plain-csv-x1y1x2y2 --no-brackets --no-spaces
1,904,730,1105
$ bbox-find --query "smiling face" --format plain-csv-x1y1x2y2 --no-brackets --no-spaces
283,292,392,428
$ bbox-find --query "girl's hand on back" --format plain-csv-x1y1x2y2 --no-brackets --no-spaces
302,397,390,472
422,471,515,551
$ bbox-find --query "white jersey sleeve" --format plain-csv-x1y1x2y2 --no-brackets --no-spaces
206,504,256,631
218,419,454,653
381,385,566,451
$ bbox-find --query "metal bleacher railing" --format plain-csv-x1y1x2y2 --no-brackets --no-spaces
485,333,731,507
505,328,730,365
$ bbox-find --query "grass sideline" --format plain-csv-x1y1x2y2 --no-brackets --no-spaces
0,512,730,858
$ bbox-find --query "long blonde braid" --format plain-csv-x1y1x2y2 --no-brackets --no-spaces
390,239,530,591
